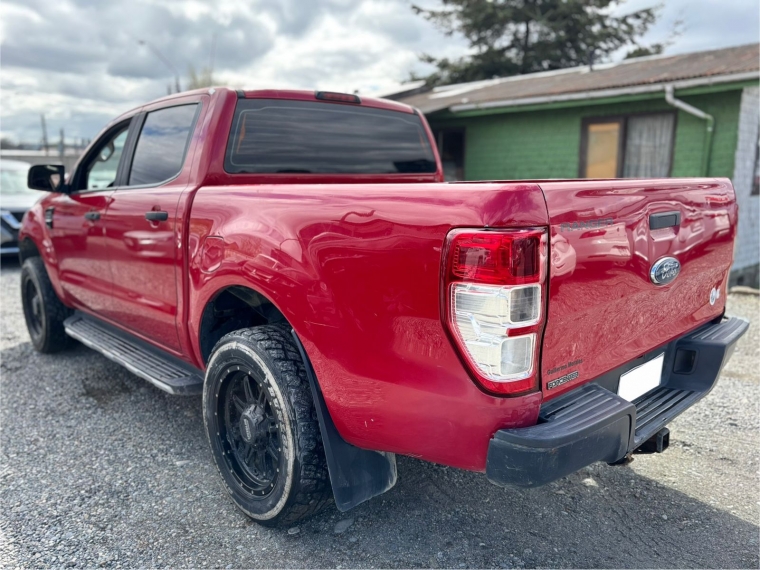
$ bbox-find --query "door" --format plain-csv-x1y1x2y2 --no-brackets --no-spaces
48,122,131,314
102,103,200,352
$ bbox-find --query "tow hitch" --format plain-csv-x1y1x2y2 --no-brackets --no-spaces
635,427,670,454
608,427,671,466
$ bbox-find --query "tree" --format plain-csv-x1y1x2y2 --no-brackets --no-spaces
412,0,662,86
187,64,215,90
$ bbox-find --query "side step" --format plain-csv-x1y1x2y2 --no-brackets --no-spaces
64,313,204,395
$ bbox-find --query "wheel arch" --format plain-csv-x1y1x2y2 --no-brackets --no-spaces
19,236,41,263
197,283,290,366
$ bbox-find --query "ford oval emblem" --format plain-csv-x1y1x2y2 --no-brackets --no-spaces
650,257,681,285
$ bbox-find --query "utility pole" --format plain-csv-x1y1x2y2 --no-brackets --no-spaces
59,128,65,160
41,114,49,156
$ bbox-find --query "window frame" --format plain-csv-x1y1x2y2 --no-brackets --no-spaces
579,111,677,178
120,102,202,190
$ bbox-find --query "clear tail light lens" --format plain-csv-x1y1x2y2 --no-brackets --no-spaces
443,228,547,395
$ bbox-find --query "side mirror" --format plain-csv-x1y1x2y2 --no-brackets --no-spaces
28,164,68,193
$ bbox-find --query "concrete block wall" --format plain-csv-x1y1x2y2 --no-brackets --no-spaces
730,86,760,287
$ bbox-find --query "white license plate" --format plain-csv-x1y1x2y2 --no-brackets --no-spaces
618,354,664,402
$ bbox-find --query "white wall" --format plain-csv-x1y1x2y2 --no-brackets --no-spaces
731,86,759,276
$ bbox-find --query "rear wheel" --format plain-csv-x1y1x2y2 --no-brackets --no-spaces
203,325,332,526
21,257,73,353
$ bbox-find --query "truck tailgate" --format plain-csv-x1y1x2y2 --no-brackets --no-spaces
539,178,737,399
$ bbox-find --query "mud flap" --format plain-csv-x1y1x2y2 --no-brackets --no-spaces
291,330,397,512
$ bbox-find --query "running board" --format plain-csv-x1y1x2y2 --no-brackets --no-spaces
64,313,204,395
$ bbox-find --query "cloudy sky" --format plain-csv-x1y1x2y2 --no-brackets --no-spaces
1,0,757,144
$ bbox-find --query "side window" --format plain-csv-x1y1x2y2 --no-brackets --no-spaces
128,104,198,186
85,127,129,190
580,113,675,178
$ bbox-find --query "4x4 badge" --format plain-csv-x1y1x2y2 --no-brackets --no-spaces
650,257,681,285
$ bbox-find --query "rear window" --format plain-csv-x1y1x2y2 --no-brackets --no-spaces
225,99,437,174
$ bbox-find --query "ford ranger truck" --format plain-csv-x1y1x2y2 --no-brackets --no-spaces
19,88,748,526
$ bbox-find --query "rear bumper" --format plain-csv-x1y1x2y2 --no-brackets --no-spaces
486,316,749,488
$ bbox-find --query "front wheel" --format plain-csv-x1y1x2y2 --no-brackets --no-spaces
203,325,333,526
21,257,73,353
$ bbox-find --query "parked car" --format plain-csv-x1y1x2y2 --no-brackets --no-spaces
18,88,748,527
1,159,41,256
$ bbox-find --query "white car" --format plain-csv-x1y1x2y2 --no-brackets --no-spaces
1,159,41,256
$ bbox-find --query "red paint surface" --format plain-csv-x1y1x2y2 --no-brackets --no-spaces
186,181,549,470
45,190,113,314
539,178,736,400
18,87,740,472
102,185,185,352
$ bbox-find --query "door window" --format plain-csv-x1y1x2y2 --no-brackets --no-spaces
84,127,129,190
128,104,198,186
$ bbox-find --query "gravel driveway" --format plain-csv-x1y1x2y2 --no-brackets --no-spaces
1,260,758,569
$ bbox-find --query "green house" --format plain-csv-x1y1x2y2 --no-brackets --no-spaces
389,44,760,287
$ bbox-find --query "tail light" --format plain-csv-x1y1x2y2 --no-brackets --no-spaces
443,228,547,395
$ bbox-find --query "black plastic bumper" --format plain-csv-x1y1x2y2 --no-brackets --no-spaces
486,316,749,488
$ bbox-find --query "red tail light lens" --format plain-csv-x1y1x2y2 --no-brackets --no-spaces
444,228,547,396
451,231,542,285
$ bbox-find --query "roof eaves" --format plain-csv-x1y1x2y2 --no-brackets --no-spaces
448,71,760,114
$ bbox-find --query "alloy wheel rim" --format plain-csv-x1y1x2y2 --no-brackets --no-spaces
24,279,43,338
218,365,282,497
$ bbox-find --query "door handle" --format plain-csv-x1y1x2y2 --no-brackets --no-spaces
650,211,681,230
84,211,100,221
145,211,169,222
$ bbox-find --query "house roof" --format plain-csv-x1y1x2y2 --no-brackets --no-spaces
388,44,760,114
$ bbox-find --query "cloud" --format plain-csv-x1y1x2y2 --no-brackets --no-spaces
0,0,756,143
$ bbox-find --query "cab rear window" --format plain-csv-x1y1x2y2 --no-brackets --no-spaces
224,99,437,174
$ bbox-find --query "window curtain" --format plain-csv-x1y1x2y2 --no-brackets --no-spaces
623,114,675,177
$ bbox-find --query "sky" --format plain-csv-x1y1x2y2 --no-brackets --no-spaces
1,0,758,144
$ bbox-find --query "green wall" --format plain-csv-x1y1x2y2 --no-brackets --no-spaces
429,89,744,180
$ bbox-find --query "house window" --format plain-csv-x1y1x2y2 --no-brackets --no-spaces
581,113,675,178
434,129,465,181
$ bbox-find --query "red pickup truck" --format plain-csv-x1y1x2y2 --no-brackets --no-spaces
19,88,748,527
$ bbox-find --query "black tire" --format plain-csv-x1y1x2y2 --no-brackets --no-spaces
20,257,74,353
203,325,333,526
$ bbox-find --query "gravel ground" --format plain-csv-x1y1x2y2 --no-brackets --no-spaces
1,259,758,569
